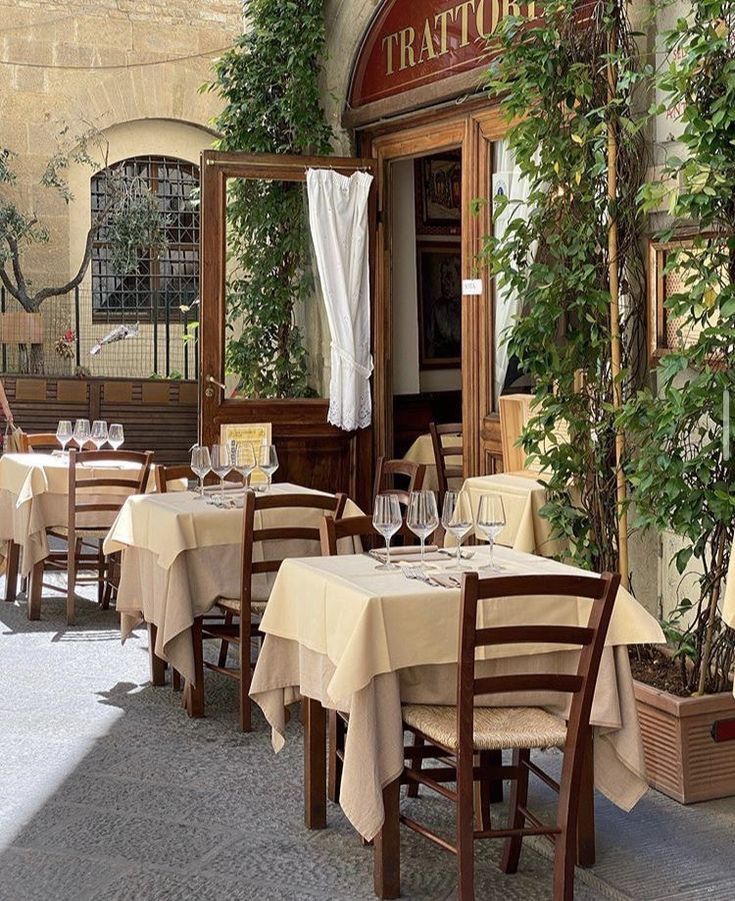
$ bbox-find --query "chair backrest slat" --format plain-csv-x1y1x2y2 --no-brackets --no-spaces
320,513,378,555
20,432,59,453
67,449,153,542
474,625,595,648
456,569,620,766
155,463,195,493
240,491,345,609
429,421,464,506
373,456,426,507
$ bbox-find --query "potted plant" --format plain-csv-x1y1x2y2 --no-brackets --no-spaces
621,0,735,803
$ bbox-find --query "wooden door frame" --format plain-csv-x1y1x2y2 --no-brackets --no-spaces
198,150,377,507
359,101,509,479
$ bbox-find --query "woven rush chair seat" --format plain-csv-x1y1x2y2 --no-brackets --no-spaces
48,526,111,540
402,704,567,752
216,596,268,617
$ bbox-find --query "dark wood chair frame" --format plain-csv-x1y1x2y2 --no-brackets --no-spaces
429,421,464,507
19,432,61,453
398,570,620,900
372,456,426,507
319,512,382,807
191,490,346,731
34,449,153,624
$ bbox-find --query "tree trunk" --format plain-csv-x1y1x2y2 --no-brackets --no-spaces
30,343,44,374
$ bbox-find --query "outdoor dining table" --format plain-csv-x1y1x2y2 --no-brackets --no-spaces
103,482,361,712
250,544,665,897
0,451,153,615
458,472,561,557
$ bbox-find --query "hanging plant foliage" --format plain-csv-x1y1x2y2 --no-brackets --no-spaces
482,0,649,573
208,0,333,398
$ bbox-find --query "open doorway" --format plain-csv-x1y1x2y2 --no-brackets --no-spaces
390,149,463,462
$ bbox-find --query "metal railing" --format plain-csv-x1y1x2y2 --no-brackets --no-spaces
0,286,199,380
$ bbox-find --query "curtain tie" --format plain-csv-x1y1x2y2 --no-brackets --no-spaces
331,342,373,379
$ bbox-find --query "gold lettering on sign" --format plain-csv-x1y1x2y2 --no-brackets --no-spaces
419,18,438,63
399,26,416,70
382,32,399,75
380,0,536,77
455,0,476,47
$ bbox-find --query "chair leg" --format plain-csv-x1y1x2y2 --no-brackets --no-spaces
479,749,503,831
218,610,234,668
239,619,252,732
407,732,424,798
500,748,530,874
456,748,475,901
187,617,205,718
328,711,345,803
27,560,43,621
97,541,105,606
67,542,77,626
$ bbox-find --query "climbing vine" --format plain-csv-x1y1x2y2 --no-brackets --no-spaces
209,0,333,397
482,0,649,573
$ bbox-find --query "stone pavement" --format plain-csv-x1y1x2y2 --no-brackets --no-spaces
1,577,734,901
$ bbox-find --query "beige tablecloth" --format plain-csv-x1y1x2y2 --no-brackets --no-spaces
250,545,665,840
458,473,560,557
0,452,150,575
403,433,462,493
107,483,360,683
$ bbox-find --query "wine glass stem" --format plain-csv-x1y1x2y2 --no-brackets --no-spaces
385,536,391,567
266,473,272,493
456,537,462,566
489,537,495,570
199,476,204,497
420,536,426,562
220,477,225,502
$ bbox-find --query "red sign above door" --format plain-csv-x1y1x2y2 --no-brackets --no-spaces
349,0,539,110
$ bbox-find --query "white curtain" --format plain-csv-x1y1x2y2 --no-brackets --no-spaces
492,142,533,405
306,168,374,431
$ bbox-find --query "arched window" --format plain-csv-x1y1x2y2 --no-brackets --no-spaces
91,155,199,321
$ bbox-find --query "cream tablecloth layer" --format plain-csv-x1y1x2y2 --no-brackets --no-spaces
402,433,462,493
459,473,561,557
0,452,150,574
250,545,665,840
107,483,360,683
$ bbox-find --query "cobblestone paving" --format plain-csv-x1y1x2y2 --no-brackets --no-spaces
1,580,733,900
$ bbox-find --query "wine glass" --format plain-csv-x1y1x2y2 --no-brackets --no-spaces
372,494,403,570
108,423,124,450
234,443,257,488
407,490,439,563
190,445,211,499
72,419,91,451
441,490,474,567
210,443,232,505
56,420,72,453
91,420,108,450
477,494,506,571
258,444,279,493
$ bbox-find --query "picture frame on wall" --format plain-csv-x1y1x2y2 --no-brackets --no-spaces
416,242,462,369
415,155,462,235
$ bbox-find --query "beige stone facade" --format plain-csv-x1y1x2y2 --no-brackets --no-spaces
0,0,242,374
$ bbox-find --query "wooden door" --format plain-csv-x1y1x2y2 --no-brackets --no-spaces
199,151,376,509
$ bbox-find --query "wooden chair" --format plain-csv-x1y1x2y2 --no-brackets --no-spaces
155,463,195,492
400,570,620,900
19,432,59,453
320,512,381,806
40,449,153,625
429,421,464,507
192,490,346,731
372,457,426,506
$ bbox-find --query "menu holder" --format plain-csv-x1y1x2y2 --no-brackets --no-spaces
219,422,272,487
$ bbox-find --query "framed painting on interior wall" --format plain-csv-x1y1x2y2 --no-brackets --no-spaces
414,154,461,236
416,242,462,369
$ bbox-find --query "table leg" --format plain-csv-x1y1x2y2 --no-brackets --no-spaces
305,696,327,830
576,729,595,868
148,623,166,687
373,778,400,899
3,541,20,603
27,560,43,621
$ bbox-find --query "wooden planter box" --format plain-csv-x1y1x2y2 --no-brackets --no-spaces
634,679,735,803
0,311,43,345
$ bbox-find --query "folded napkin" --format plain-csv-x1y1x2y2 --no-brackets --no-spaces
370,545,442,562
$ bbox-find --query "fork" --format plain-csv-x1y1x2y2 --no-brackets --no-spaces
403,564,431,583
